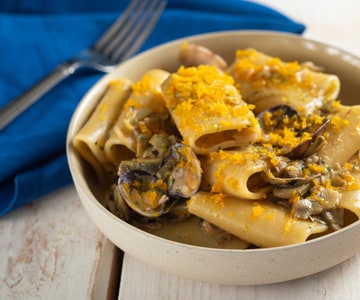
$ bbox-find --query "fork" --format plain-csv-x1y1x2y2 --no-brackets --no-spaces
0,0,167,131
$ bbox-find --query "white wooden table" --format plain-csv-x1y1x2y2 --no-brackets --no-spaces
1,1,360,299
0,186,120,299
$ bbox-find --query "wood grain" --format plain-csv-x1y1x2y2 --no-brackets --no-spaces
119,253,360,300
0,186,118,300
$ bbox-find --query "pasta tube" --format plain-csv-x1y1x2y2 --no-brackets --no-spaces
339,156,360,218
161,65,261,154
201,148,269,200
73,77,133,181
318,105,360,166
227,48,340,115
339,189,360,219
187,192,328,248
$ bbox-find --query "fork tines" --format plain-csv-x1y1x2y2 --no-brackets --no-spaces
94,0,167,63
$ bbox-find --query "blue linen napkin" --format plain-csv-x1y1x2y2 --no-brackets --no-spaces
0,0,305,216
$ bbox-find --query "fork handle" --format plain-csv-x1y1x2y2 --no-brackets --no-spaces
0,61,77,131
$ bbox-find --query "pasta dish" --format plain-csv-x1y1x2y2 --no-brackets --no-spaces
72,44,360,249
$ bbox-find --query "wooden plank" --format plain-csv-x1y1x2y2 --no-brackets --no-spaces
118,253,360,300
0,186,120,300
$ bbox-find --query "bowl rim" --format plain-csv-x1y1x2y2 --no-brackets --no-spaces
66,29,360,255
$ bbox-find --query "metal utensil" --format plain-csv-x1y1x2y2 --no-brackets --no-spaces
0,0,167,131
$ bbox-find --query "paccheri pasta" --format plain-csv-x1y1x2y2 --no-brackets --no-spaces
73,44,360,249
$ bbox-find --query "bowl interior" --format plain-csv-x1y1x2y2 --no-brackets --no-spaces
66,31,360,285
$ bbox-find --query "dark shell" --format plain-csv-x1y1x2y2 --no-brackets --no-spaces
118,170,170,218
117,142,201,218
284,119,329,159
257,104,329,159
155,143,202,198
178,43,228,70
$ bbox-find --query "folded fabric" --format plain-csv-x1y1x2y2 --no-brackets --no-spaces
0,0,305,216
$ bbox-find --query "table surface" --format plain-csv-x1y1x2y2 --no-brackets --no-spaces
1,1,360,299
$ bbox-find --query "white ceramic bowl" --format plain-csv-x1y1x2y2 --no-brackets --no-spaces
66,31,360,285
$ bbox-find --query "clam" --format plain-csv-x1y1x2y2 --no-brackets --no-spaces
257,104,329,159
291,187,342,220
285,119,329,159
178,43,228,70
263,159,308,185
262,155,321,186
118,170,171,218
117,140,202,218
158,143,202,198
292,198,324,219
106,184,131,221
271,160,343,230
118,157,163,175
257,105,299,128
